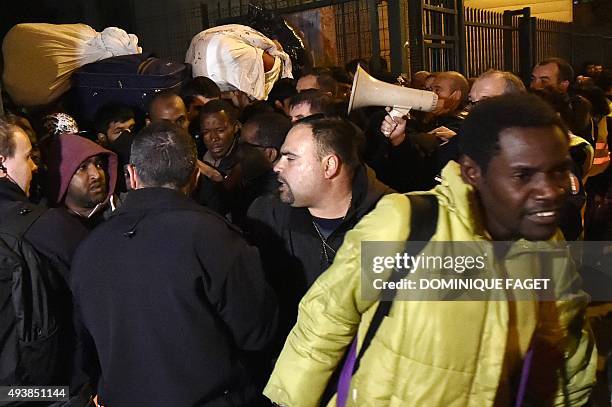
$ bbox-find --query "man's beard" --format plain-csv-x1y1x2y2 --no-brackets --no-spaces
278,177,295,205
76,186,107,209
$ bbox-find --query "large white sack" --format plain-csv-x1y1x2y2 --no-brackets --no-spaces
2,23,141,107
185,24,292,100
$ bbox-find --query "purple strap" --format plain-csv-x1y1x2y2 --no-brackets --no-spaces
515,348,534,407
336,338,358,407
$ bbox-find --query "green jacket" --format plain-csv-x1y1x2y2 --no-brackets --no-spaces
264,161,596,406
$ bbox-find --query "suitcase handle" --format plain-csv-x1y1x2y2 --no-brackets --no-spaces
137,57,157,74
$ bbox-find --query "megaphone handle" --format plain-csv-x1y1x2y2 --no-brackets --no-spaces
389,106,410,119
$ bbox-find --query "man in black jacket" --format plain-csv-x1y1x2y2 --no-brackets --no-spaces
0,119,91,402
245,117,393,345
531,57,593,141
70,121,277,406
230,112,291,226
0,121,89,273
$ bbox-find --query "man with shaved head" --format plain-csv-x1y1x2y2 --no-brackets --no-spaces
146,91,230,194
430,71,469,117
146,91,189,130
377,71,470,191
468,69,526,106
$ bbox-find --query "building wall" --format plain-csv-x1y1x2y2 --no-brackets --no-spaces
132,0,204,61
464,0,573,22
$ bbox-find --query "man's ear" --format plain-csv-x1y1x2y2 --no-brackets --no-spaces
450,89,462,103
264,147,278,163
188,105,199,122
459,155,482,188
97,133,107,145
126,164,139,190
274,100,284,111
560,80,570,92
323,155,340,179
187,167,200,195
145,117,151,126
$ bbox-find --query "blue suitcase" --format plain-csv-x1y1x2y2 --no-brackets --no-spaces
69,54,191,122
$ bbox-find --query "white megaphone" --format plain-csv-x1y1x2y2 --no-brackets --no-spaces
348,64,439,119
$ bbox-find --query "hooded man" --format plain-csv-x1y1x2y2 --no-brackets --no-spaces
44,133,118,229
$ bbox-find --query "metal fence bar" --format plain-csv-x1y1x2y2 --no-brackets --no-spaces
477,9,484,74
519,14,536,83
368,0,381,70
408,0,426,72
356,0,363,58
456,0,466,73
0,82,4,117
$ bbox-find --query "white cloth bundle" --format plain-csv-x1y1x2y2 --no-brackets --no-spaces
84,26,142,61
2,23,141,107
185,24,293,100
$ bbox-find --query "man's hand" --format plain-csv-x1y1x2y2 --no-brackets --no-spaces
428,126,457,145
380,107,407,147
197,160,224,182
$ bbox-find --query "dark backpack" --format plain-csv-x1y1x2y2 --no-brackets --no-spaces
0,202,63,386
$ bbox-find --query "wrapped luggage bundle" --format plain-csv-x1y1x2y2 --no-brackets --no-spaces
185,24,293,100
2,23,141,107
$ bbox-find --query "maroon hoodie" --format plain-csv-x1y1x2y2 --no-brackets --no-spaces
44,133,118,206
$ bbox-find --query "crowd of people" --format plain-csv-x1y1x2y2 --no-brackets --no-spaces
0,50,611,406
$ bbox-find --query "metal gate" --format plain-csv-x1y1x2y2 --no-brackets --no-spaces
407,2,540,82
408,0,464,74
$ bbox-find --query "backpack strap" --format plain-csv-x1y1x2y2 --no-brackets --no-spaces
352,194,438,374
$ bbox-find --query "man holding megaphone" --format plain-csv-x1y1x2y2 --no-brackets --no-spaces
377,71,469,191
346,65,468,191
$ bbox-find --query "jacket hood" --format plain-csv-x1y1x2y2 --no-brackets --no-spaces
348,164,394,222
428,161,568,244
428,160,487,237
44,133,118,205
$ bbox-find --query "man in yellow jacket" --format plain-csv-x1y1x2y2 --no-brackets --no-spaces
264,94,597,406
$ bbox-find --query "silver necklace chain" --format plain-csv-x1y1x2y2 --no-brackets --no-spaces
311,195,352,266
311,221,337,265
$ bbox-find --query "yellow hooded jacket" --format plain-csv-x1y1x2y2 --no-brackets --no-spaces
264,161,597,407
